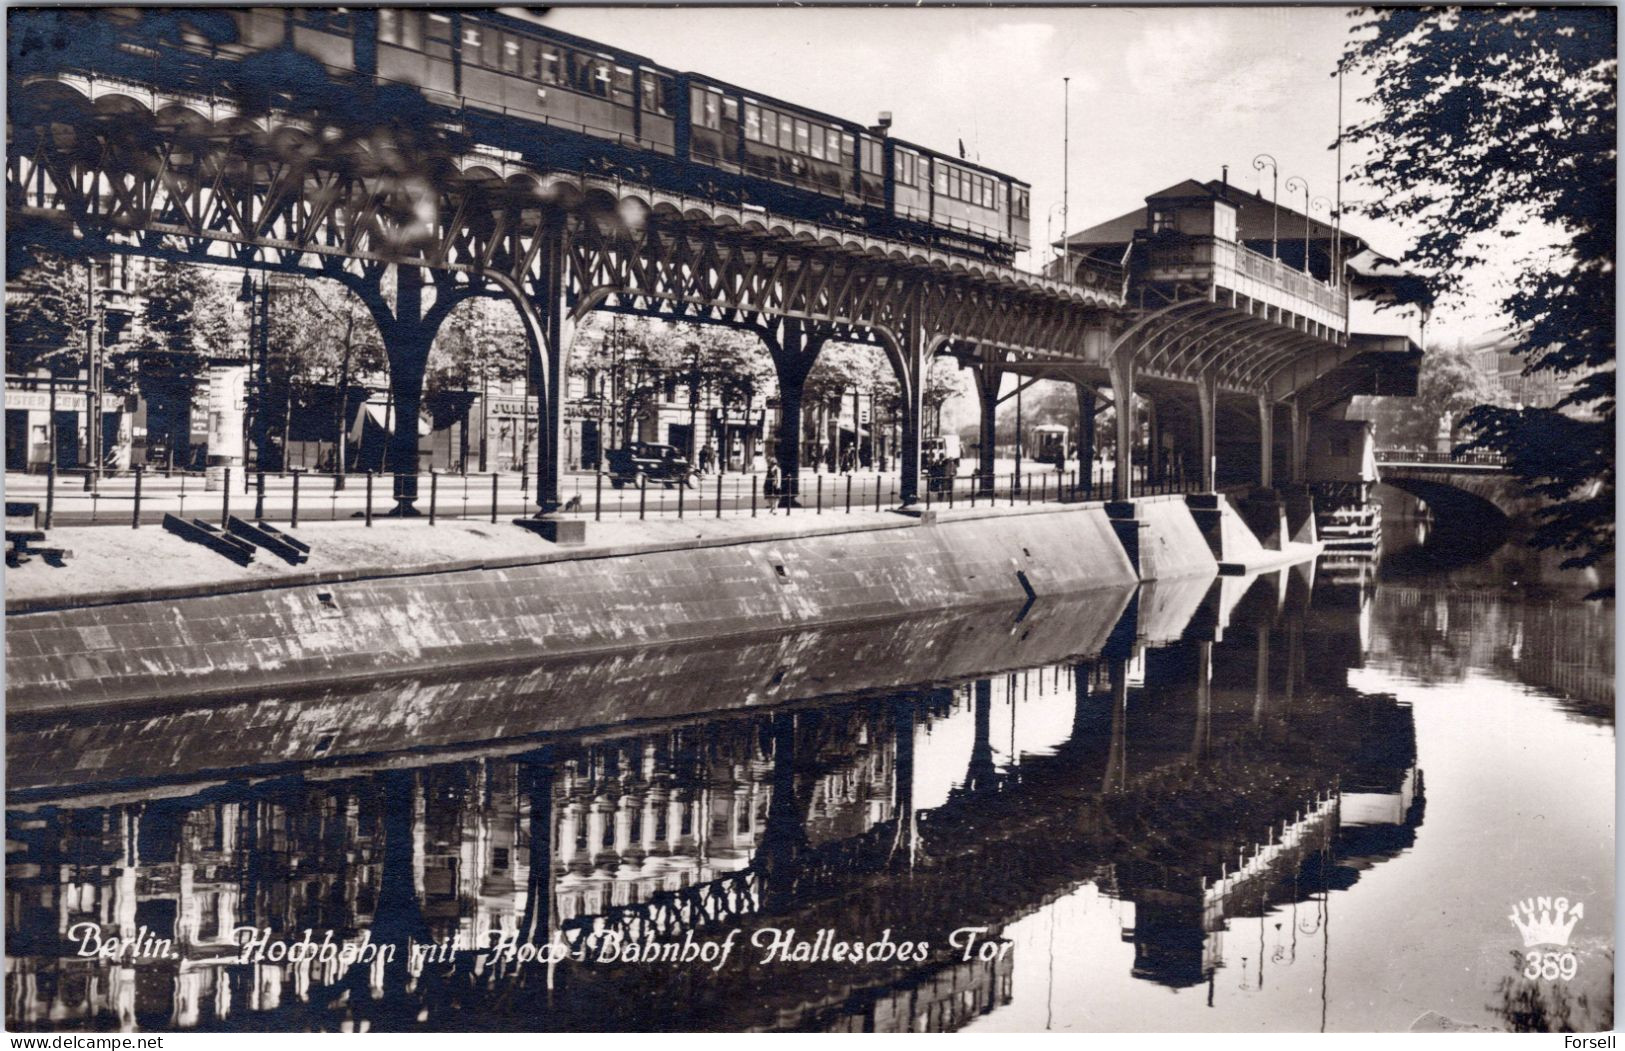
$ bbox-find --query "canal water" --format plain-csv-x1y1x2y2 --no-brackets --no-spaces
5,509,1613,1033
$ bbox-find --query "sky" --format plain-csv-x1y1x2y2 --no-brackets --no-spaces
534,5,1513,344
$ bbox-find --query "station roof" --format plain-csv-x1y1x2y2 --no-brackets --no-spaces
1059,178,1351,252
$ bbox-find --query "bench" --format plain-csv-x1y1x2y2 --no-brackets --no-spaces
5,503,68,566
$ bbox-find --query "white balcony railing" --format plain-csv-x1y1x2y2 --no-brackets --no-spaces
1141,236,1349,329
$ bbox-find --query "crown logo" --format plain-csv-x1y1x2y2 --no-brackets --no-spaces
1508,896,1584,948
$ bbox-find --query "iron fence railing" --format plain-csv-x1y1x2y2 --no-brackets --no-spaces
1375,448,1507,466
7,461,1213,530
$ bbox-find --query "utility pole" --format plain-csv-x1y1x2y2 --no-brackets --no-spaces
83,260,104,493
1062,76,1071,284
1334,62,1345,288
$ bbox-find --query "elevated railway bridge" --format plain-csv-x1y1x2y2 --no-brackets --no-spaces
6,9,1426,537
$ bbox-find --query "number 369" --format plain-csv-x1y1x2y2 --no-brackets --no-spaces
1523,951,1578,981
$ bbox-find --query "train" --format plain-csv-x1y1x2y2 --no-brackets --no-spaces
135,8,1033,263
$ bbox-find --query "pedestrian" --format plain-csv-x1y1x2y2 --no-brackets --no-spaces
764,458,779,497
699,443,714,474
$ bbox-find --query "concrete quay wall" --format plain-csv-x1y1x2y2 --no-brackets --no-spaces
8,503,1190,715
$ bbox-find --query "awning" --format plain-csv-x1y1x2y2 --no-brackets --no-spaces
352,402,432,442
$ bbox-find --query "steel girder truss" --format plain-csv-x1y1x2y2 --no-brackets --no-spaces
7,77,1120,365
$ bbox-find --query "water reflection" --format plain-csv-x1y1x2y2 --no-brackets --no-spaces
5,545,1612,1033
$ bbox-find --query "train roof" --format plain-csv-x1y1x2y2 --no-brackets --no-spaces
487,8,669,71
490,7,1028,189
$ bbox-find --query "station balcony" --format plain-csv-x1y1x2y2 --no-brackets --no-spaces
1131,233,1349,340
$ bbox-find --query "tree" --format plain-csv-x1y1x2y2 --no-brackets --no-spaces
1401,341,1509,447
264,279,388,476
121,260,234,465
569,315,682,453
6,250,98,471
5,250,91,378
691,325,775,470
1342,7,1615,592
922,356,964,438
426,298,529,470
804,343,871,469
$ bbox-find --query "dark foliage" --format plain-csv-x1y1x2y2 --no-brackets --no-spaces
1341,8,1616,594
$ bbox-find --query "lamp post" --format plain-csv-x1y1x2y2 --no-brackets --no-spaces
83,261,102,493
1310,197,1333,280
1252,154,1279,260
1284,177,1311,274
1046,201,1066,277
1062,75,1071,285
238,272,271,472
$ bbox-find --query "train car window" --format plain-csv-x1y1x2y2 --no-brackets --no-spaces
612,66,634,106
794,120,810,156
722,97,738,123
842,133,856,166
589,58,610,94
744,104,761,141
644,75,672,117
935,164,948,195
809,125,824,160
295,9,352,33
425,13,452,58
778,113,794,150
485,29,503,69
462,24,482,50
541,45,562,85
380,9,425,49
692,88,722,130
502,37,522,74
826,128,842,162
869,140,886,175
522,38,542,80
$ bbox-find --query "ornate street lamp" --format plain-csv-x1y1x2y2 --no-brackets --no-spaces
1310,197,1333,280
1284,176,1311,274
1252,153,1279,260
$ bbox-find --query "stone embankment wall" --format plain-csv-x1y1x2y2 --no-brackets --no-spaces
10,504,1232,714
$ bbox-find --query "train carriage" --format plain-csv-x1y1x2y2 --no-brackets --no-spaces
189,8,1031,262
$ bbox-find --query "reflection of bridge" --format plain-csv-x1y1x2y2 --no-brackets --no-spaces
6,564,1424,1032
9,10,1424,529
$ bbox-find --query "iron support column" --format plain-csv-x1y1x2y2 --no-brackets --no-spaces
1076,385,1097,491
1288,398,1306,484
1258,393,1275,490
974,364,999,493
765,320,823,504
1108,349,1135,501
361,266,465,516
895,290,928,508
1197,371,1218,493
531,225,577,516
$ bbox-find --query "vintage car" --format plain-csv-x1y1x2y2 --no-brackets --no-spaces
606,441,698,489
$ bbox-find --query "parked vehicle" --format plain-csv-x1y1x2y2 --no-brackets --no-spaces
1033,424,1068,468
606,441,698,489
922,434,961,493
